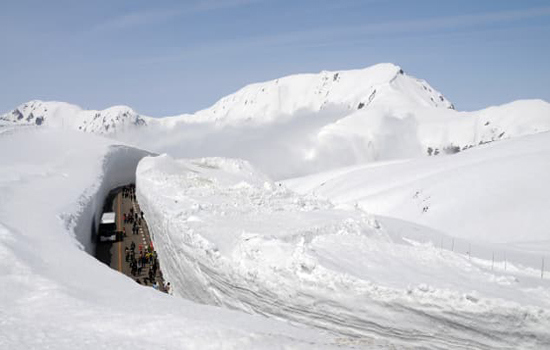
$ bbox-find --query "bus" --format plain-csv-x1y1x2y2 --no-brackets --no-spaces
98,212,117,242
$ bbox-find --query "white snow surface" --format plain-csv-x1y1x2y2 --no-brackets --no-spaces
0,127,345,350
285,132,550,245
136,153,550,349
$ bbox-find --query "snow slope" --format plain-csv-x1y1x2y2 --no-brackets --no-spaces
285,132,550,263
0,128,343,350
136,154,550,349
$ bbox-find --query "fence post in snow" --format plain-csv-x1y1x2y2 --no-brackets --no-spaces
504,252,506,271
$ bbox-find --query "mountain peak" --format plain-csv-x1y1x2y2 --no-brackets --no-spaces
0,100,148,134
191,63,452,125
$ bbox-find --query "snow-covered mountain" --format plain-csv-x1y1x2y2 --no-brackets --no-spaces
0,100,148,134
189,63,454,125
149,64,550,178
181,63,550,160
3,63,550,179
3,63,452,129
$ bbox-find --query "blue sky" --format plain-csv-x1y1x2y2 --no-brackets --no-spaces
1,0,549,115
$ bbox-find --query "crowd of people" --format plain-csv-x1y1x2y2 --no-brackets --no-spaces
125,242,159,280
123,206,142,236
120,184,170,294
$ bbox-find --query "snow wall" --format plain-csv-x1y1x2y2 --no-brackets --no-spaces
69,145,152,254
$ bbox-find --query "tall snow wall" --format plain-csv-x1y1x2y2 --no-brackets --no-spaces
68,145,152,254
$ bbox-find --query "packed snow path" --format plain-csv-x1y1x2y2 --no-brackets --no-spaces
95,185,167,290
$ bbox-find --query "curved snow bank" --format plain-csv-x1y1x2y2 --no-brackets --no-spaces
137,154,550,349
0,129,339,350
